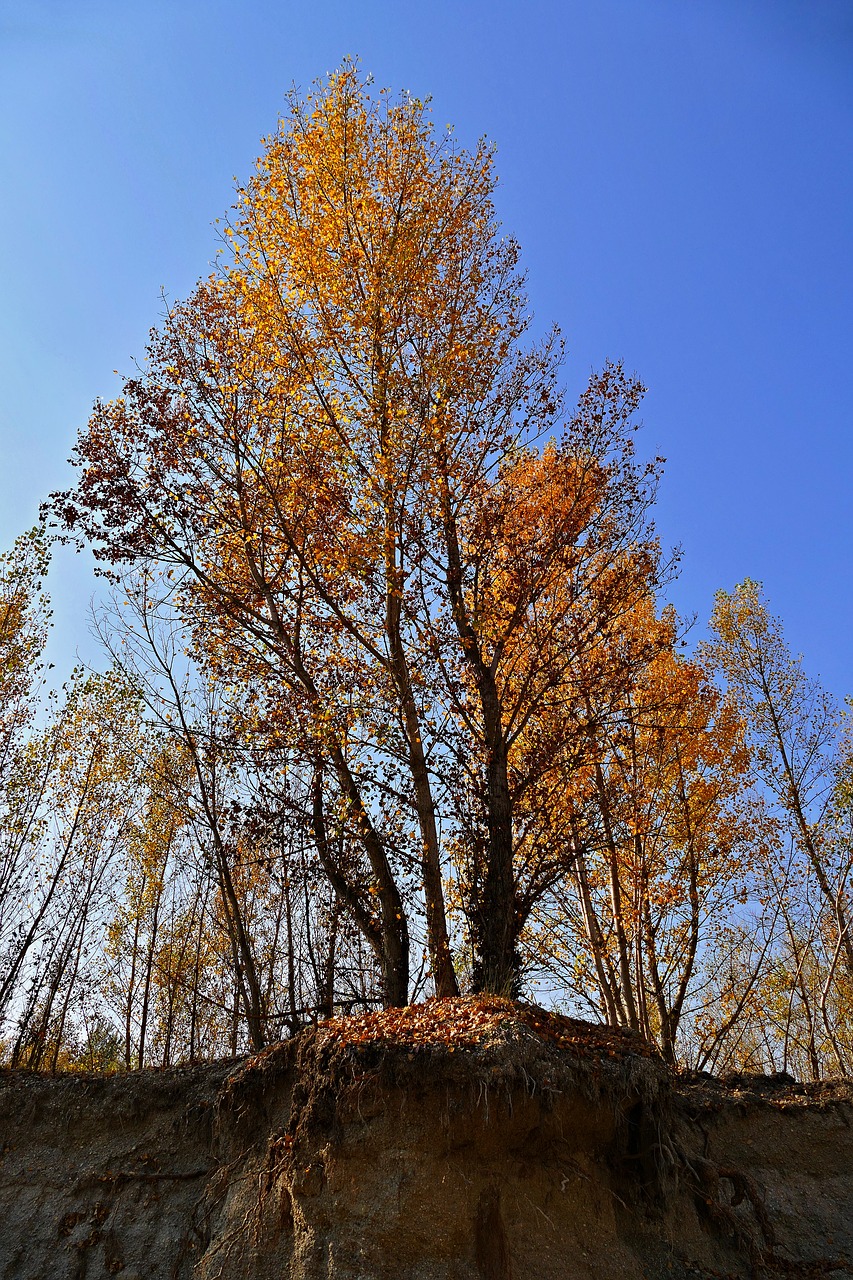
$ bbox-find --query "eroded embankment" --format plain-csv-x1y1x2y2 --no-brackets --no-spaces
0,998,851,1280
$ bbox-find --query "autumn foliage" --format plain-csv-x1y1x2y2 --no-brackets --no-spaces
51,66,666,1009
0,66,844,1076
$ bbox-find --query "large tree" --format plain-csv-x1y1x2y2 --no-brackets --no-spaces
50,66,663,1004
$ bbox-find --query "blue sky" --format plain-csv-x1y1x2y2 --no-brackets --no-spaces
1,0,851,697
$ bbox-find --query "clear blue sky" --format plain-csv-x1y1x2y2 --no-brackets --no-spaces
1,0,851,697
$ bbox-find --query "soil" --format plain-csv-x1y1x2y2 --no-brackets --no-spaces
0,997,850,1279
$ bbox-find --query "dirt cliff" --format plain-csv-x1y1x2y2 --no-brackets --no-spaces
0,998,850,1279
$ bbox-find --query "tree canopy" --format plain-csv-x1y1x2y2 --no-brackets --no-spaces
0,66,839,1078
51,66,668,1005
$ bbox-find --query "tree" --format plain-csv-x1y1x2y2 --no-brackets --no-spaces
708,581,853,976
95,571,382,1054
1,668,145,1067
0,528,50,748
522,597,757,1062
705,580,853,1076
0,529,54,1030
50,65,664,1003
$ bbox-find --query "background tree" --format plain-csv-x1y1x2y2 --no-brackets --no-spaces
699,581,853,1077
0,668,145,1068
94,568,386,1054
522,597,759,1062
